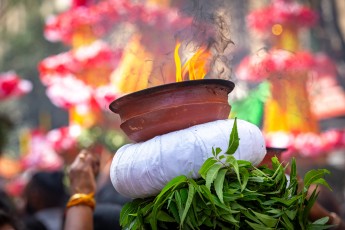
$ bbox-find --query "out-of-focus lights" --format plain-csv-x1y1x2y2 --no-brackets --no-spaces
272,24,283,36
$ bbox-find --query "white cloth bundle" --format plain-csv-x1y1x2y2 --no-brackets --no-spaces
110,119,266,198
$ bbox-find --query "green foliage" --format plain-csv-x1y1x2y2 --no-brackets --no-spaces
120,119,332,229
77,126,128,152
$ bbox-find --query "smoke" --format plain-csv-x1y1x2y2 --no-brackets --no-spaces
177,0,234,80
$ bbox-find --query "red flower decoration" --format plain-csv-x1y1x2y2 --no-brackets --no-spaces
247,0,318,34
236,49,315,82
21,130,63,171
44,0,192,44
93,84,119,110
265,129,345,159
46,125,81,153
46,76,92,109
0,71,32,100
39,41,122,86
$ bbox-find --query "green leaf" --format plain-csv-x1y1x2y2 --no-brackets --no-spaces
175,191,183,222
242,210,262,225
303,188,319,222
312,216,329,225
290,158,297,181
240,167,249,192
307,225,333,230
151,175,187,230
199,185,216,209
226,155,241,185
221,214,239,226
225,117,240,155
214,168,227,203
199,158,218,179
285,209,297,220
310,178,332,190
251,210,278,227
212,147,222,157
237,160,252,168
180,183,195,225
271,195,301,206
120,200,142,226
245,220,274,230
158,175,187,198
303,169,330,189
205,163,222,190
281,213,294,230
156,210,176,222
167,201,180,223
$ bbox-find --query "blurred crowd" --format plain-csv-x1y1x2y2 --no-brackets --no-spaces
0,147,130,230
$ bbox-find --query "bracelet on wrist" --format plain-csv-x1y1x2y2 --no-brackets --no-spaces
66,192,96,210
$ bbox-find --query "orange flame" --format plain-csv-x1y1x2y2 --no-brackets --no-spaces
175,42,211,82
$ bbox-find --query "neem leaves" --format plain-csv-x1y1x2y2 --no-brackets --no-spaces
120,119,331,229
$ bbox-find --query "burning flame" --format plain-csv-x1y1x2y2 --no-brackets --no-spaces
175,42,211,82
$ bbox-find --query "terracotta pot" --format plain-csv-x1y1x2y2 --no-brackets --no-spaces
109,79,235,142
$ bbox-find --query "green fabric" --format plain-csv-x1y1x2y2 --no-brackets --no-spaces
230,81,270,126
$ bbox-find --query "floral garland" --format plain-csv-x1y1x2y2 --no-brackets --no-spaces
39,41,121,109
45,0,192,44
265,131,345,159
0,71,32,100
236,49,314,82
247,0,318,34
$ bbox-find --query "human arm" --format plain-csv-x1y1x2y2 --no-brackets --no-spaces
64,150,100,230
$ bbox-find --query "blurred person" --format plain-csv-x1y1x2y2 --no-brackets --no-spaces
65,148,130,230
0,115,23,230
22,171,68,230
95,148,131,206
93,204,122,230
0,191,21,230
263,147,345,229
0,210,19,230
64,150,98,230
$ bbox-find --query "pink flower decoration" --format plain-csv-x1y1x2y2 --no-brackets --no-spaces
46,125,81,153
248,0,318,33
236,50,315,81
46,76,92,109
0,71,32,100
265,129,345,159
21,130,63,171
293,132,325,157
39,41,122,86
93,85,120,110
44,0,192,44
310,53,338,78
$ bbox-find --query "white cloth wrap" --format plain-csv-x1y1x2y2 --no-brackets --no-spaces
110,119,266,198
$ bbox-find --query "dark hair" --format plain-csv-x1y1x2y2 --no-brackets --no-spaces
0,189,16,216
25,171,68,209
0,210,20,230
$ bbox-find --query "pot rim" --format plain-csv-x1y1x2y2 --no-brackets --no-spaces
109,79,235,113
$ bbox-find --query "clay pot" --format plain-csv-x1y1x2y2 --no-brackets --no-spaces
109,79,235,142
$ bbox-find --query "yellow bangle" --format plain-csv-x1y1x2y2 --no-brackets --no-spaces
66,193,96,210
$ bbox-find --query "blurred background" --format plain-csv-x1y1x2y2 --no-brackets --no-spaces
0,0,345,228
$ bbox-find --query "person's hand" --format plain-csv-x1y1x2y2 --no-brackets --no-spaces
68,150,100,195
